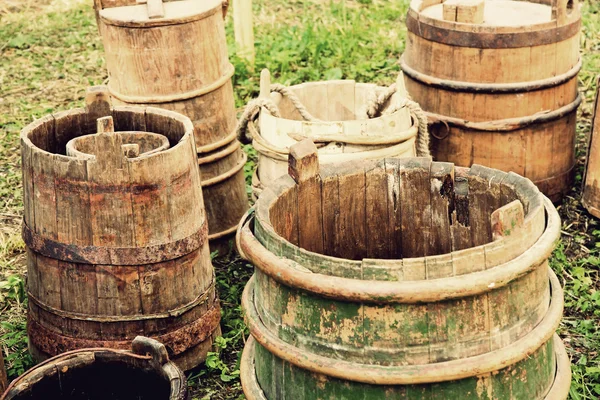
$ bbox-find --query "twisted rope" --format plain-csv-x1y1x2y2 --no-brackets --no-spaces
236,81,430,158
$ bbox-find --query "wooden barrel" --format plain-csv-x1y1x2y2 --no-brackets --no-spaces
0,350,7,395
1,337,188,399
21,87,220,371
247,70,424,200
96,0,249,251
237,140,570,399
401,0,581,202
583,78,600,217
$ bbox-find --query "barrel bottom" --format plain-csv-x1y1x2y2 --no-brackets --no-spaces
28,324,221,372
241,335,569,400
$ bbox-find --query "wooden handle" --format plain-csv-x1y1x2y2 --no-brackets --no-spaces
442,0,484,24
491,200,524,240
553,0,578,25
288,139,319,184
97,116,115,134
259,69,271,98
132,336,170,366
136,0,165,18
85,86,112,119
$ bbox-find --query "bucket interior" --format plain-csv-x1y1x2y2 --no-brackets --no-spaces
267,163,540,261
24,109,187,156
9,358,171,400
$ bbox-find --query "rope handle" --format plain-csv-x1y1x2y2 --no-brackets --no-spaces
235,69,430,157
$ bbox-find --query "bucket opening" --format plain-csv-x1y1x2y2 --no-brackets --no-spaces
267,162,541,262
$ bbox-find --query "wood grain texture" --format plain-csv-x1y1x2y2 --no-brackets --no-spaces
403,0,580,202
583,78,600,218
21,105,219,371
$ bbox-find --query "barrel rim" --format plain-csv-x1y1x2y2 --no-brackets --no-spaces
99,0,221,28
238,195,559,303
406,5,580,49
240,333,569,399
1,340,187,400
20,106,194,162
240,268,563,385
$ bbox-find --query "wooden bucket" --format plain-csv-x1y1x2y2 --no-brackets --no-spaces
245,70,425,200
237,140,570,399
21,87,221,371
96,0,249,251
401,0,581,202
1,337,188,399
583,78,600,217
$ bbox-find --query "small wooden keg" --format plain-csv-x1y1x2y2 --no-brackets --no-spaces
583,78,600,217
244,70,426,200
401,0,581,202
237,141,570,399
96,0,248,252
21,88,220,371
1,337,188,400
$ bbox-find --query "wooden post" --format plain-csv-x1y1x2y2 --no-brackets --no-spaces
582,77,600,218
233,0,255,65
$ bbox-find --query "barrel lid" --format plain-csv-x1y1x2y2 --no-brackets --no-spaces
99,0,221,27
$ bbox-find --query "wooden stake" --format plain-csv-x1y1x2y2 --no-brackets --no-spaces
443,0,484,24
288,139,319,184
97,116,115,134
233,0,255,65
259,69,271,99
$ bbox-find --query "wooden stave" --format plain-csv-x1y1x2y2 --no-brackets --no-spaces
402,3,580,203
582,77,600,217
21,106,220,370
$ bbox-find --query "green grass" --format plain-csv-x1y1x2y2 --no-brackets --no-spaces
1,0,600,399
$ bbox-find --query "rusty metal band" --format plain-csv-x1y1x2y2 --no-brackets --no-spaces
28,302,221,357
427,94,581,134
201,150,246,187
242,269,563,385
198,139,239,166
239,198,559,303
22,221,208,265
107,64,234,104
28,281,215,322
406,12,581,48
196,130,237,155
401,57,582,94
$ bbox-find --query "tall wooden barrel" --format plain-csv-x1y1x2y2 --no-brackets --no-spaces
246,71,425,200
237,140,570,399
96,0,249,252
401,0,581,202
583,78,600,217
1,337,188,399
21,88,221,371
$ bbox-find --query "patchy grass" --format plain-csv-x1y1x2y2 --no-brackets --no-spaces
1,0,600,399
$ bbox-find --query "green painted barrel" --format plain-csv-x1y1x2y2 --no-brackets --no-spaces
237,142,570,399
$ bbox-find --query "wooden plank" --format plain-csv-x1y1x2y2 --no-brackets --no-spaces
321,166,340,258
429,162,454,256
450,173,472,252
385,159,402,259
399,158,432,258
337,167,367,261
326,80,355,121
365,163,390,259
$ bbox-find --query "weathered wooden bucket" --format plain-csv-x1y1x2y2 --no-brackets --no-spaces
583,78,600,217
237,70,429,200
96,0,248,251
401,0,581,202
237,140,570,399
21,87,221,371
1,337,188,400
0,351,7,394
